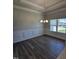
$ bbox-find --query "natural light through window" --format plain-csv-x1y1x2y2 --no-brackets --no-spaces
50,18,66,33
50,20,57,32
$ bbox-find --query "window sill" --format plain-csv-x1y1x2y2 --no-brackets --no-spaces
50,31,66,34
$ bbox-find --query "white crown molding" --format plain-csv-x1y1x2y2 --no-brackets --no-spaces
20,0,44,10
15,0,65,13
46,8,66,15
14,5,41,14
44,1,66,12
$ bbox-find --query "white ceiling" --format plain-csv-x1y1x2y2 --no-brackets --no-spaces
26,0,64,8
14,0,66,14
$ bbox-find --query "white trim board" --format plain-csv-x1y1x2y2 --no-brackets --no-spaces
46,8,66,15
14,5,41,14
20,0,44,10
45,1,66,12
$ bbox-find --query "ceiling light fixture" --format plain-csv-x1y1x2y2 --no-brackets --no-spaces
40,0,48,23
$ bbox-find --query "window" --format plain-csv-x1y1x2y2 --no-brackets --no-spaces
50,18,66,33
58,18,66,33
50,20,57,32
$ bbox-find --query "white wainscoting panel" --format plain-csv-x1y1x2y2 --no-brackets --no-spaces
13,28,43,43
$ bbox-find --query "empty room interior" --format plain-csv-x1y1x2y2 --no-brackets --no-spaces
13,0,66,59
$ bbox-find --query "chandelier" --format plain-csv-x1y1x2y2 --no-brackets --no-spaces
40,17,48,23
40,0,48,23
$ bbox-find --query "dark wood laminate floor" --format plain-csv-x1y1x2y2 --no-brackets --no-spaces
13,35,65,59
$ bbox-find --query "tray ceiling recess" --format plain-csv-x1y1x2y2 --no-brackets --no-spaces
14,0,66,14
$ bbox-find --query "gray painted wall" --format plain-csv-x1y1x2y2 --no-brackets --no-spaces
13,8,43,43
13,7,66,43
